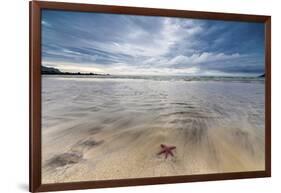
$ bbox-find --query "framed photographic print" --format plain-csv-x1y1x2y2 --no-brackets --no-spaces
30,1,271,192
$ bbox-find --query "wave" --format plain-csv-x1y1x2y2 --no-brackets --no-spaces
43,74,265,82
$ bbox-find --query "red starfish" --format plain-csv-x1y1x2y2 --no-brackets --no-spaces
157,144,176,159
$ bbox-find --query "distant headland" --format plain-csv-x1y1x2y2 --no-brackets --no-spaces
41,66,109,76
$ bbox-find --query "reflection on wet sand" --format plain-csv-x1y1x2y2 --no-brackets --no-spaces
42,76,265,183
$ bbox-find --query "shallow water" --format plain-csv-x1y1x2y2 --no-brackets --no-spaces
42,75,265,133
42,75,265,183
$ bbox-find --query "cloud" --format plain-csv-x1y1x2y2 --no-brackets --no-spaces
41,10,265,76
166,52,241,66
41,20,52,27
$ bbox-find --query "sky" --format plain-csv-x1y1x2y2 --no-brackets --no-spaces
42,10,265,76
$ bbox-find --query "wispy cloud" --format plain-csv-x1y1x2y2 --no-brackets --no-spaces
41,20,52,27
42,10,265,76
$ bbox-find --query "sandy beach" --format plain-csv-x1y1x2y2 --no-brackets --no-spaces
42,75,265,184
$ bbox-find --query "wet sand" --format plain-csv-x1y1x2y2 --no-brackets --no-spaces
42,76,265,184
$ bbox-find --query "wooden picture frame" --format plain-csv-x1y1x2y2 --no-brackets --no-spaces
30,1,271,192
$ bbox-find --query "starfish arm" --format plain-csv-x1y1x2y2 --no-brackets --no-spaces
157,150,166,155
160,144,167,148
168,150,174,157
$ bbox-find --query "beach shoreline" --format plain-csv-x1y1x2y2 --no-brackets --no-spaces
42,76,265,184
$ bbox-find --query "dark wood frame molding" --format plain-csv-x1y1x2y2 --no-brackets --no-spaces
30,1,271,192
